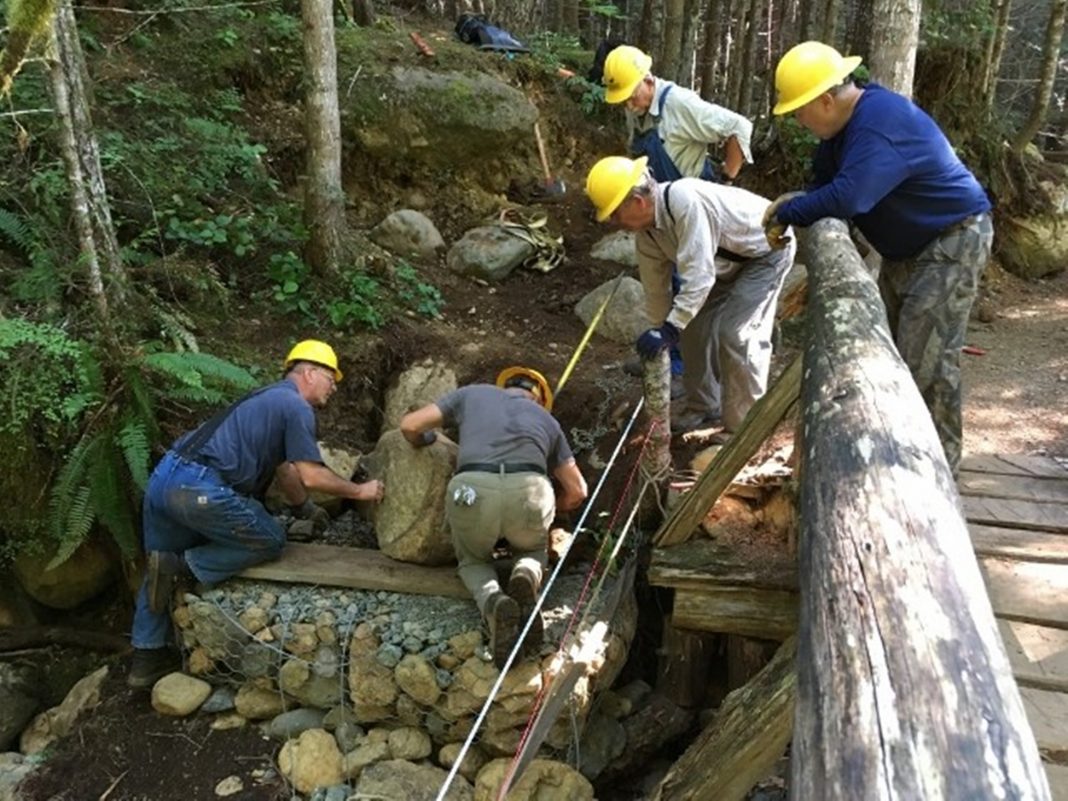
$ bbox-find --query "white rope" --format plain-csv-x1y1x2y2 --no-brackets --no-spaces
434,397,646,801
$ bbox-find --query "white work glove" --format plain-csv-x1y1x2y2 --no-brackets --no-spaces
762,191,806,250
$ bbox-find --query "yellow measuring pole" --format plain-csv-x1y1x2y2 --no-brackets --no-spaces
553,273,625,398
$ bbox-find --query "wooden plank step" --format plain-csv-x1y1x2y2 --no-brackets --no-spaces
239,543,469,598
960,454,1068,479
1020,687,1068,761
959,472,1068,504
971,524,1068,564
648,539,797,591
673,586,797,640
980,557,1068,630
964,496,1068,534
999,620,1068,694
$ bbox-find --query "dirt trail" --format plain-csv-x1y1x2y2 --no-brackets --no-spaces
962,265,1068,459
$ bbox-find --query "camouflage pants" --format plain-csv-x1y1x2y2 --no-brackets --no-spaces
879,213,994,474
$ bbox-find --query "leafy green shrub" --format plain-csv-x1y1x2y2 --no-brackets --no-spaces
394,262,445,319
0,317,257,566
326,272,385,330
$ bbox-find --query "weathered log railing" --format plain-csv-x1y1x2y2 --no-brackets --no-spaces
793,218,1049,799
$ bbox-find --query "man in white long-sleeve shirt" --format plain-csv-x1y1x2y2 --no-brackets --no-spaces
585,156,795,433
602,45,753,184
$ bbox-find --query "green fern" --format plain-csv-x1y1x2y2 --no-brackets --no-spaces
142,350,257,393
87,438,138,558
46,436,100,569
0,208,33,252
117,417,151,490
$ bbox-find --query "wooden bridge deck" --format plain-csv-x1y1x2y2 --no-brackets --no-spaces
649,453,1068,797
958,454,1068,797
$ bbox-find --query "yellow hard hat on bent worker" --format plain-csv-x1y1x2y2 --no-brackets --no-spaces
602,45,653,104
585,155,649,222
497,366,554,412
285,339,343,382
772,41,863,115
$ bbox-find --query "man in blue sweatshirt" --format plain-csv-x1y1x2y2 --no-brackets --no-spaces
764,41,993,474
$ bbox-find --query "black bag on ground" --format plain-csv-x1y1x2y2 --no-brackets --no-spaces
455,13,529,53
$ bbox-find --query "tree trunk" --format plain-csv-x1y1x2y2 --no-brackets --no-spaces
301,0,345,275
698,0,723,99
819,0,838,43
725,0,748,111
737,0,762,116
844,0,873,60
675,0,704,86
1012,0,1067,152
353,0,375,26
867,0,920,96
563,0,580,34
55,0,125,295
661,0,687,84
983,0,1013,113
792,219,1051,800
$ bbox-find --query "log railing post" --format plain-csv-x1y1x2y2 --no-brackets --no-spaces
793,218,1049,799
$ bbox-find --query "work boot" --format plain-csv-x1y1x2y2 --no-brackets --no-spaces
485,591,520,671
670,408,721,435
147,551,190,615
508,566,543,656
127,647,181,689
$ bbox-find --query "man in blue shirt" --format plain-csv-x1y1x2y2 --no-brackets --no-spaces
128,340,386,688
764,41,993,474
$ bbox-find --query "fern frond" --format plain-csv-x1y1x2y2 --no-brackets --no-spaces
123,366,160,444
88,441,138,558
165,386,230,405
117,417,151,490
143,350,257,392
155,306,200,353
0,208,34,253
46,486,94,570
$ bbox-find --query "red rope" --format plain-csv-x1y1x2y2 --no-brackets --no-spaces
495,418,664,799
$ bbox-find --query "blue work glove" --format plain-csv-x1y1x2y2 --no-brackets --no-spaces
635,322,680,360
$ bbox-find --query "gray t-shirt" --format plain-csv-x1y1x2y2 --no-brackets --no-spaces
435,385,574,470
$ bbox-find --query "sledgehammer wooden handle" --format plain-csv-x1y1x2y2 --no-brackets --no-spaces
533,122,553,183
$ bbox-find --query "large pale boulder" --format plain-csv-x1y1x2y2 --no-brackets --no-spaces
20,666,108,755
363,429,457,565
998,214,1068,279
13,538,115,610
574,276,649,345
277,728,343,794
447,226,535,283
590,230,638,266
356,759,473,801
474,758,594,801
383,360,458,431
372,210,445,262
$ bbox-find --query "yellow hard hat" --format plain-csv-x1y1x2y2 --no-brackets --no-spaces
585,155,649,222
496,366,554,412
284,339,343,382
773,41,862,115
602,45,653,104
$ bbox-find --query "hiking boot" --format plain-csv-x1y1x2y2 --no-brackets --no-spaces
147,551,189,615
485,591,520,671
127,647,181,689
671,408,721,435
508,566,543,656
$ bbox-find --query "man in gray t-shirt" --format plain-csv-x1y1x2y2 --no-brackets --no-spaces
400,368,587,669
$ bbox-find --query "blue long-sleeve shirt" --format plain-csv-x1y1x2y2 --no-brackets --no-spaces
776,84,990,260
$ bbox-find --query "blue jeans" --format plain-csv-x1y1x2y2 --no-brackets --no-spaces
130,451,284,649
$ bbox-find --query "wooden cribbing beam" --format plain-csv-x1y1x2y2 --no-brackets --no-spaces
792,219,1049,799
651,636,797,801
653,354,802,547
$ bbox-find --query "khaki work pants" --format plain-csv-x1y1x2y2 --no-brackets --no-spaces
445,471,555,615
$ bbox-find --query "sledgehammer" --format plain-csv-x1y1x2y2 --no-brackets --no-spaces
533,122,566,199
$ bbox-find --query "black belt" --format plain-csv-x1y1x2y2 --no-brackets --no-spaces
456,462,546,476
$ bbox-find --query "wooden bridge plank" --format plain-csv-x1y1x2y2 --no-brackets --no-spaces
980,557,1068,630
1047,763,1068,801
971,524,1068,564
1020,687,1068,760
960,454,1068,479
959,472,1068,504
998,620,1068,693
964,496,1068,534
238,542,469,598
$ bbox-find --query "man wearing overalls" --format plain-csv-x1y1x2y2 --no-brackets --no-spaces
602,45,754,391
